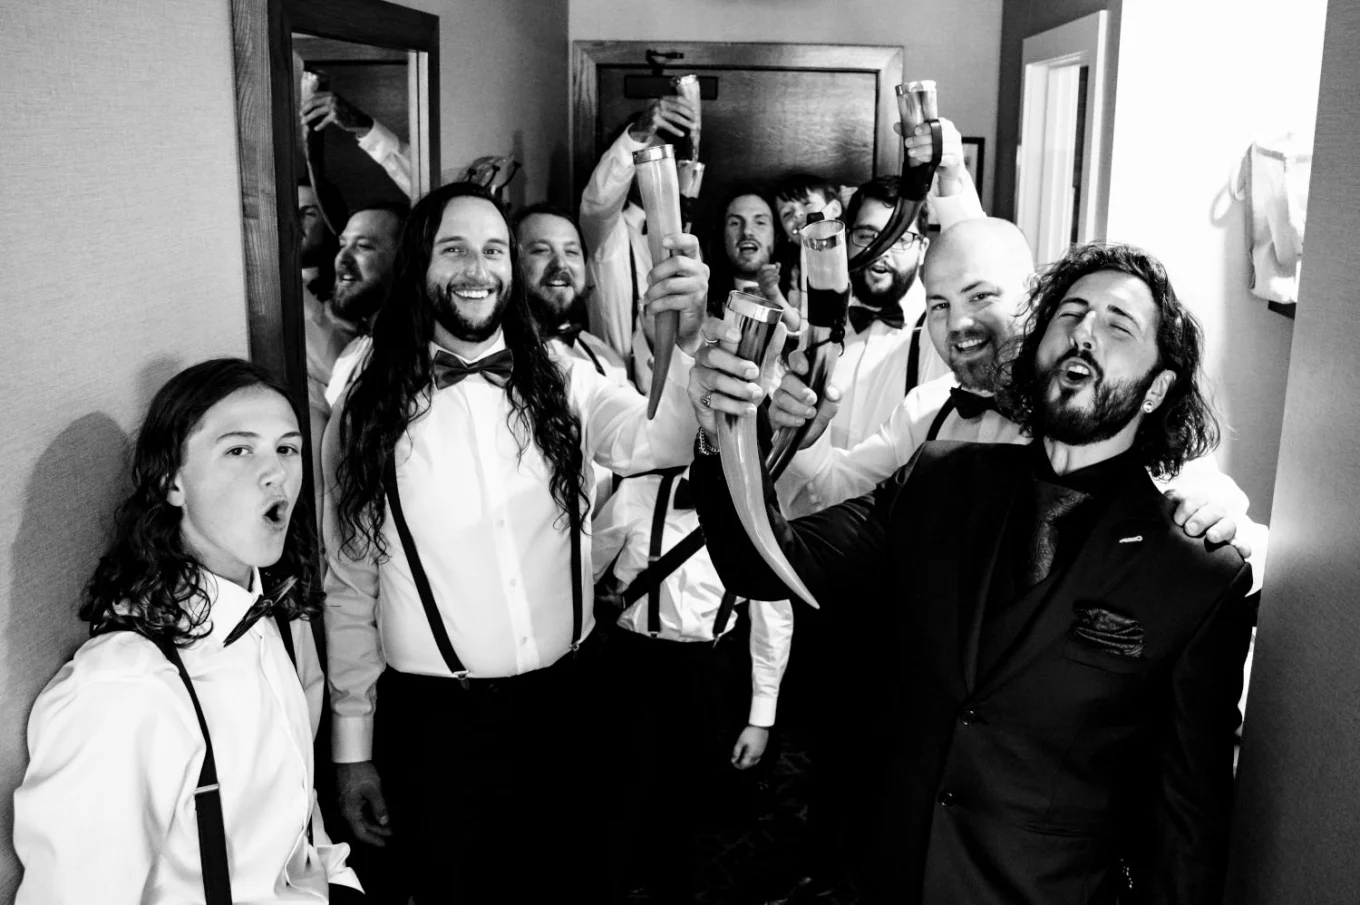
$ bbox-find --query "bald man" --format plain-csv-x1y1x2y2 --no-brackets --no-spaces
776,219,1268,582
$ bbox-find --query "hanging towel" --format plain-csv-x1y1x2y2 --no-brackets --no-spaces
1231,133,1312,304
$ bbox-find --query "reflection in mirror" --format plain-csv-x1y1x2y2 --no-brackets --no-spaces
291,34,419,517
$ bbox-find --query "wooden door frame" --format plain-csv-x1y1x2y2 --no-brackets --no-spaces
571,41,904,202
229,0,439,389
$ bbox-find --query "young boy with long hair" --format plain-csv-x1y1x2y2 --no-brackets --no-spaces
14,358,362,904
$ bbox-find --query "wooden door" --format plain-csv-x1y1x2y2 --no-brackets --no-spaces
574,42,902,234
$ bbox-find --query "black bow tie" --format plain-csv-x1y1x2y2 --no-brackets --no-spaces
949,386,999,420
223,595,272,648
847,305,906,334
432,348,514,390
549,322,583,346
672,477,694,510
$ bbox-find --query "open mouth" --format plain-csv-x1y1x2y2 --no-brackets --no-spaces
737,240,760,254
451,286,493,301
262,499,289,529
1056,356,1097,388
543,274,573,288
952,336,989,357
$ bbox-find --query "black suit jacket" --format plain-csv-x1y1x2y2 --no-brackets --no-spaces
691,440,1253,905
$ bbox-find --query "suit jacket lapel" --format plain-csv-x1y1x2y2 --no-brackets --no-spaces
972,466,1168,698
955,454,1025,695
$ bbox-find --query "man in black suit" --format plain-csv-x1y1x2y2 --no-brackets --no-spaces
687,242,1254,904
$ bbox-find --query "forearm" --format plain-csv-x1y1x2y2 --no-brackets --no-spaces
580,130,649,252
748,597,795,726
357,119,413,199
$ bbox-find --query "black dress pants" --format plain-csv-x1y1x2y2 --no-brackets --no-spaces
372,648,609,904
602,626,751,904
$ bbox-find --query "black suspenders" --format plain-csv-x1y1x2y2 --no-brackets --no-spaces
382,453,585,686
141,612,301,905
925,395,959,442
904,309,928,396
573,336,607,377
620,467,741,642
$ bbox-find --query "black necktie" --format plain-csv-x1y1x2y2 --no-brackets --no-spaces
432,348,514,390
1023,480,1091,587
949,387,999,420
847,305,906,334
223,595,271,648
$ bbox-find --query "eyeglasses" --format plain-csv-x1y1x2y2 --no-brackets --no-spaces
848,228,927,255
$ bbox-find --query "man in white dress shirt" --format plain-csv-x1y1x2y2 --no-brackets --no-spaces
514,201,629,385
322,181,709,902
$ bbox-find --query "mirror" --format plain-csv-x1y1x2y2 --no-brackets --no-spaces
230,0,439,520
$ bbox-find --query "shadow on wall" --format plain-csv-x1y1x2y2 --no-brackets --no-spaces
1,359,178,893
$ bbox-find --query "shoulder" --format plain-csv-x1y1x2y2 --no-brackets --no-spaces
905,375,954,419
1147,488,1249,588
29,633,191,738
580,330,627,369
912,438,1028,474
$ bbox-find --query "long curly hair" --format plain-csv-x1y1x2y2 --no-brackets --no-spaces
997,242,1220,479
334,182,587,561
81,358,323,646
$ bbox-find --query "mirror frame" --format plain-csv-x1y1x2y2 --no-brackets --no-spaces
229,0,439,443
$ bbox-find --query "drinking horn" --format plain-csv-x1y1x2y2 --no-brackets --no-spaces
847,80,944,272
633,144,684,419
717,290,821,608
766,218,851,480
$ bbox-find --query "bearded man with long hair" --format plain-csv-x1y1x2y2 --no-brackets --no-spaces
689,242,1253,904
322,182,709,902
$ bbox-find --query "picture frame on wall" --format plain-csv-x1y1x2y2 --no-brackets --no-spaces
962,136,985,197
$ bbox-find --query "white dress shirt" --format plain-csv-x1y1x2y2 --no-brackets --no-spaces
356,119,413,199
551,330,631,388
592,468,795,727
14,569,359,905
580,129,653,360
323,331,699,763
780,373,1269,592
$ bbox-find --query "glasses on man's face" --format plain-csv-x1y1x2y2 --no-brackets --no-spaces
848,227,927,255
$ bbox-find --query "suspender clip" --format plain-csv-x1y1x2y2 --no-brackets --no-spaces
195,782,220,794
453,670,471,691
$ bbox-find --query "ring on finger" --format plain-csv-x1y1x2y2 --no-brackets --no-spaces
700,391,713,408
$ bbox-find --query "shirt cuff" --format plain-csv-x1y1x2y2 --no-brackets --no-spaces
748,695,778,728
615,129,651,155
332,713,374,764
357,119,400,157
930,189,985,231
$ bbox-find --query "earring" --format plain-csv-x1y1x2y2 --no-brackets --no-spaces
1143,402,1154,413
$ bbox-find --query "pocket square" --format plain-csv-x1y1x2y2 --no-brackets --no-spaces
1071,605,1145,657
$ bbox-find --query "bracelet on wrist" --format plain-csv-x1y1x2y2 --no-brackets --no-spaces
696,428,719,457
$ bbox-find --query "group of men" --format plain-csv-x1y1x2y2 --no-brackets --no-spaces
297,90,1263,905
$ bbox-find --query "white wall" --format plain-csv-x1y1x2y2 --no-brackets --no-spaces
0,1,251,897
401,0,572,207
569,0,1005,211
1103,0,1326,520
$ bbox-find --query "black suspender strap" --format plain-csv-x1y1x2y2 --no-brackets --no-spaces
712,590,739,645
629,237,642,328
905,309,928,396
383,453,586,682
925,396,959,442
621,528,706,607
153,638,232,905
644,471,681,635
575,336,607,377
383,455,469,682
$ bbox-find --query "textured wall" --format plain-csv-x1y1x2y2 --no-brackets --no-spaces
568,0,1005,211
1225,2,1360,899
399,0,572,208
0,1,251,897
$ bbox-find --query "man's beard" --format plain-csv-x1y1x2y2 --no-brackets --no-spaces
948,327,999,391
427,277,512,344
850,258,920,309
331,275,388,325
524,267,580,329
1035,351,1158,445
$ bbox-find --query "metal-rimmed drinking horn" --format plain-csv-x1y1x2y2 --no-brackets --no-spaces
766,218,851,480
633,144,684,419
717,290,821,608
847,80,943,272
